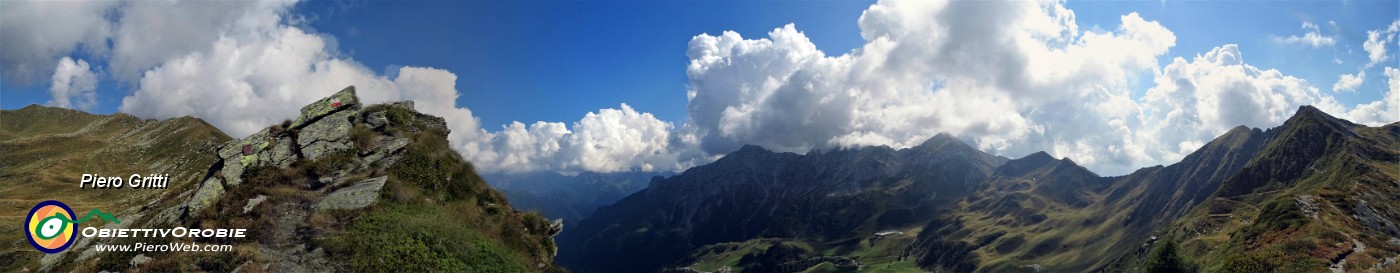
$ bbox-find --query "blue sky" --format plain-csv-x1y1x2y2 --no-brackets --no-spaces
2,0,1397,175
301,0,1398,129
1065,1,1398,104
7,1,1391,128
2,0,876,127
293,0,875,129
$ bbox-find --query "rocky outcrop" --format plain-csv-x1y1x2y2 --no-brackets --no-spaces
167,86,484,271
297,109,355,162
315,176,388,211
289,87,360,129
187,176,226,215
12,86,564,272
185,86,396,215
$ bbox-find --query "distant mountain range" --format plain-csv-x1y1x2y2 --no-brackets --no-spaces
485,171,670,227
557,106,1400,273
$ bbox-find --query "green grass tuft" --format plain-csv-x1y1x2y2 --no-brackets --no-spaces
326,204,529,273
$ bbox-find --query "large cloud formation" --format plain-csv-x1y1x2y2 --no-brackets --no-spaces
3,0,703,174
686,1,1176,173
683,0,1395,174
1138,45,1351,161
2,0,1397,175
0,1,117,84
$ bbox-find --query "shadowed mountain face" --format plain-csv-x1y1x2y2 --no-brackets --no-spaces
912,123,1273,272
559,106,1400,273
557,133,1008,273
1106,106,1400,273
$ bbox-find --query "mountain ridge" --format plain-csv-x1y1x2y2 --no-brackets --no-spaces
559,104,1400,273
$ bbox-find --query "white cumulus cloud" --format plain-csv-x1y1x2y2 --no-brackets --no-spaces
686,0,1180,174
117,17,397,136
1273,21,1336,48
5,0,1399,176
1363,20,1400,68
0,1,117,84
1138,44,1349,161
465,104,709,173
1334,71,1365,93
47,57,99,111
1346,67,1400,126
108,0,299,82
80,0,704,174
683,0,1396,174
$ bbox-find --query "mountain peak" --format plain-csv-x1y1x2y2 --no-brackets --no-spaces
1204,125,1265,151
1294,105,1324,116
715,144,781,164
1227,125,1251,134
1281,105,1359,138
1025,151,1055,161
915,132,962,148
908,132,987,159
930,132,957,141
1289,105,1354,126
735,144,770,154
993,151,1061,177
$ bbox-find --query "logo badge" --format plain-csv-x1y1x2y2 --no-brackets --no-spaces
26,200,76,253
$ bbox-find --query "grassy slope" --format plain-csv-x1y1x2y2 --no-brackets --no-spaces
681,227,924,273
325,121,563,273
68,104,563,272
0,105,230,271
1177,124,1400,273
1109,115,1400,272
914,126,1269,273
3,103,563,272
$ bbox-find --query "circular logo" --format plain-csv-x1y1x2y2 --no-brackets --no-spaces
25,200,76,254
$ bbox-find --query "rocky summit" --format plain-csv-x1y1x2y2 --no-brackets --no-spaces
11,86,565,272
181,86,435,216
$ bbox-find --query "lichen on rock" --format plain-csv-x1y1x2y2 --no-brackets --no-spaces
298,109,356,162
289,86,359,129
315,176,388,211
186,176,225,214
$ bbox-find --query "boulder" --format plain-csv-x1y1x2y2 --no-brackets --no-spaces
187,177,226,214
244,195,268,214
360,138,410,166
289,86,359,129
256,135,297,168
129,254,151,268
548,219,565,237
298,109,356,162
315,176,388,211
366,111,389,129
217,128,272,186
